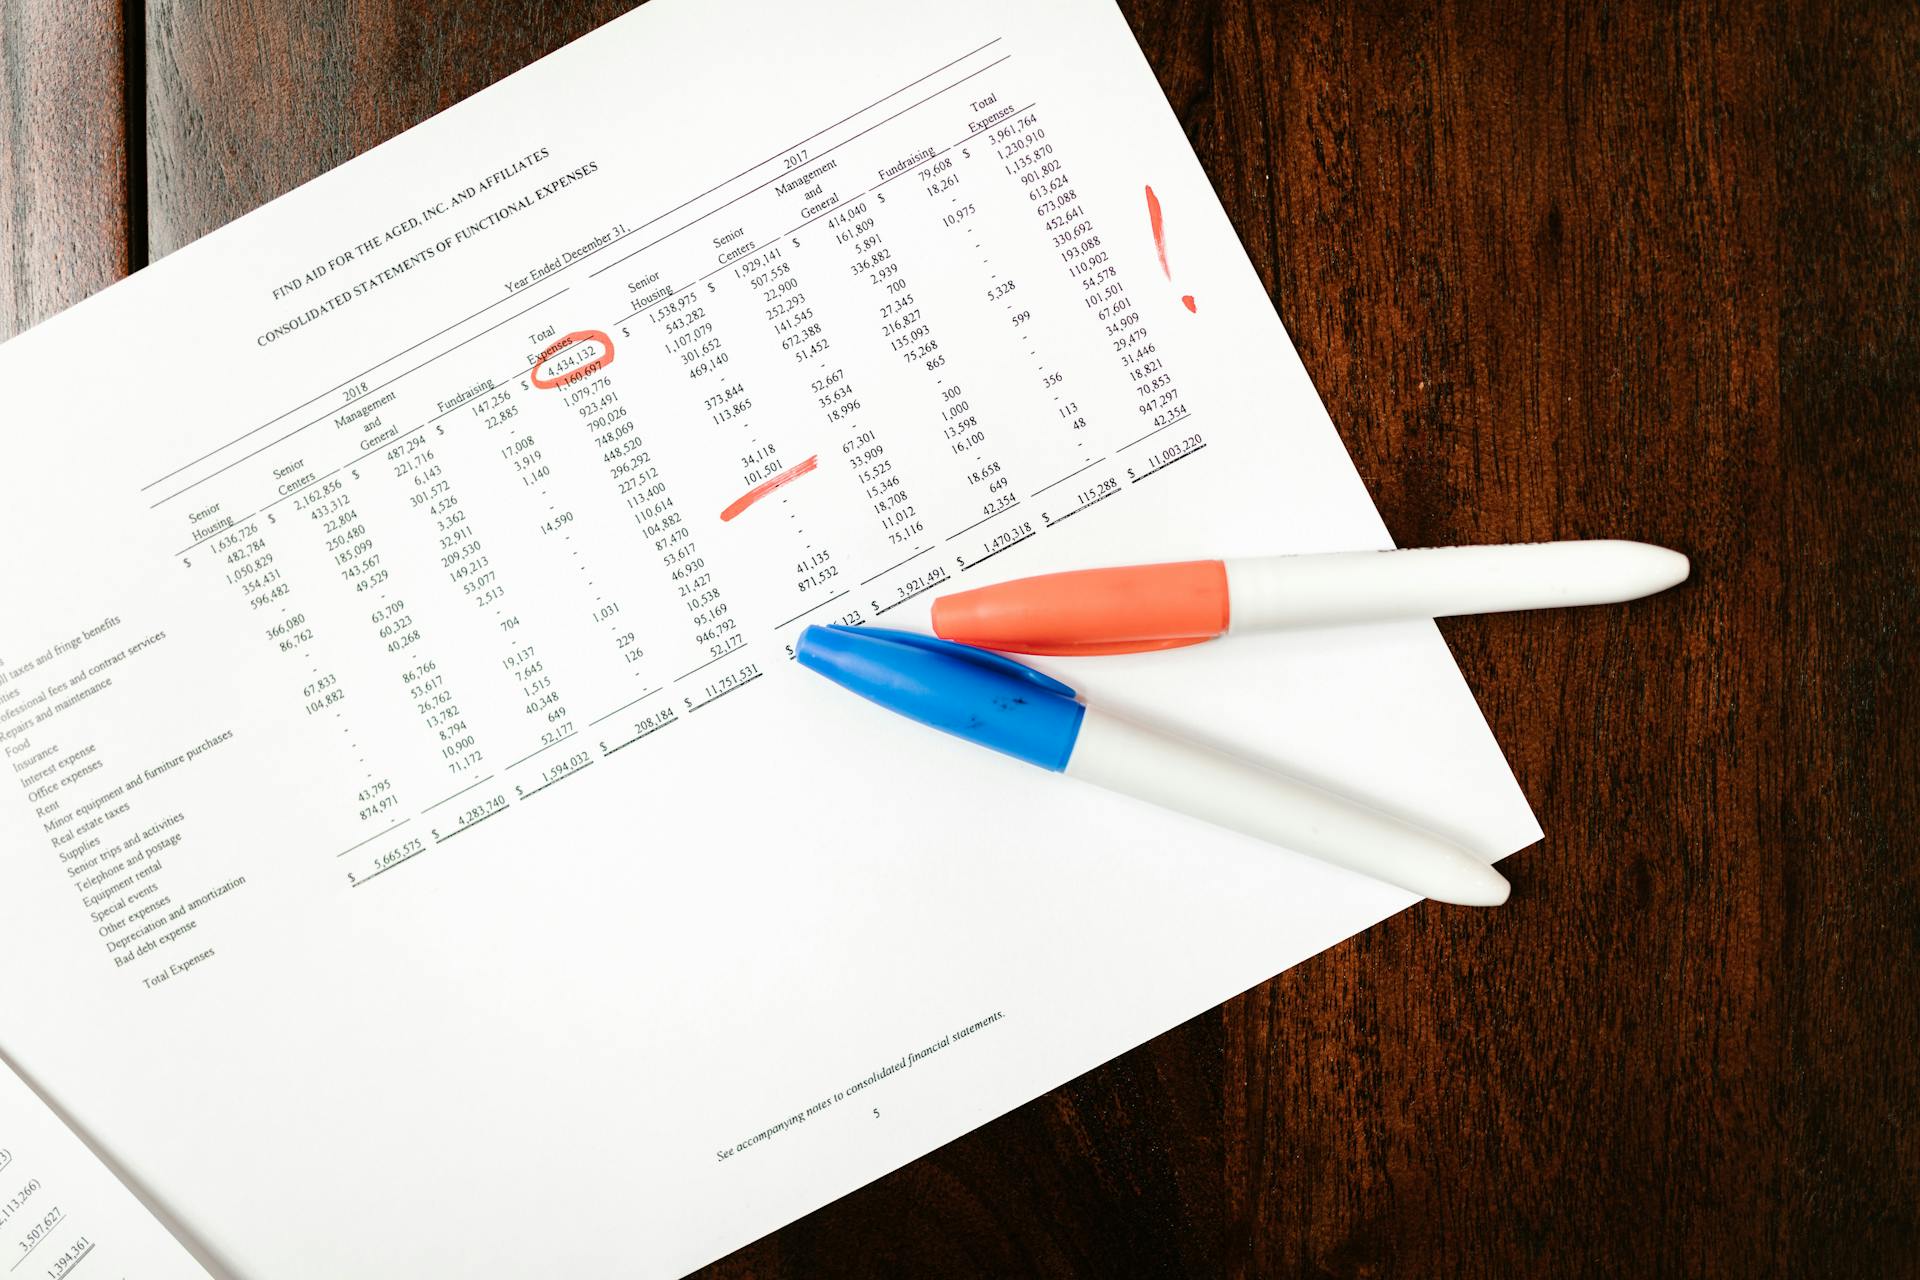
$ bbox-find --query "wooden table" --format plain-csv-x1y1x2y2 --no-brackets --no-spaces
5,1,1915,1273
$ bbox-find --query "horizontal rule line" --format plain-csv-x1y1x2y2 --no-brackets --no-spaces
1043,484,1121,527
859,547,932,585
420,775,497,816
1114,414,1195,454
140,291,526,493
149,288,567,509
677,645,749,681
515,759,594,801
503,734,576,772
1129,442,1208,482
946,503,1021,540
1028,456,1104,497
602,715,680,756
11,1206,66,1269
775,589,850,630
335,818,409,858
588,689,664,727
692,671,763,711
960,530,1036,571
434,805,508,844
587,38,1008,281
873,578,946,615
351,847,430,887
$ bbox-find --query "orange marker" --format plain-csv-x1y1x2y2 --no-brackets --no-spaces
931,541,1690,656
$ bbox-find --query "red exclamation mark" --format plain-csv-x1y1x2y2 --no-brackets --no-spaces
1145,184,1197,313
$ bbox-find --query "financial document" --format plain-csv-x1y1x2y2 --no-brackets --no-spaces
0,1055,209,1278
0,0,1541,1274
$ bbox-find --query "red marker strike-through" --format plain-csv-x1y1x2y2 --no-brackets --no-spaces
1144,184,1197,313
720,455,818,522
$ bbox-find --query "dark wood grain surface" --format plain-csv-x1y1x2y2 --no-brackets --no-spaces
5,1,1916,1274
0,0,131,327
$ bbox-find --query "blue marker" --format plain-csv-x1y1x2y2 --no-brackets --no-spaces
795,625,1509,906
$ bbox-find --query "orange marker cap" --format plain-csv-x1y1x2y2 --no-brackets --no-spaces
930,560,1230,656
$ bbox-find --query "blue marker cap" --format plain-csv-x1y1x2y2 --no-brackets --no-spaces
795,625,1086,771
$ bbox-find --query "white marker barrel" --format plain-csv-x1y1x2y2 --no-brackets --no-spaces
1224,540,1689,631
1063,705,1510,906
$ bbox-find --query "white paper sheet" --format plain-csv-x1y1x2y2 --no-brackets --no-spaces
0,1055,210,1278
0,0,1541,1274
